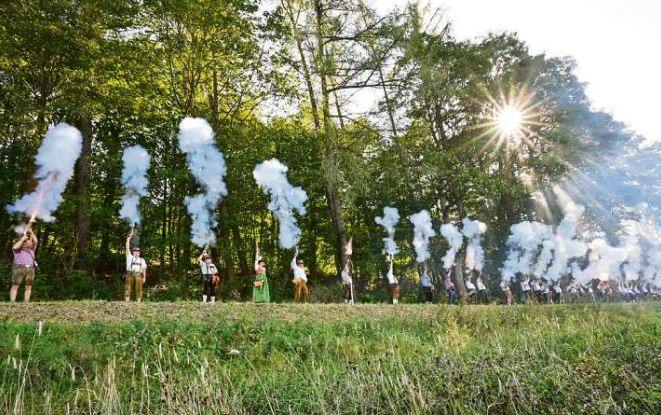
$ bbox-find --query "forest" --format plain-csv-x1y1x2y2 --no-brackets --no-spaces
0,0,641,302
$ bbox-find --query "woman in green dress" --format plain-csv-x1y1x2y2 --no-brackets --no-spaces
253,241,270,303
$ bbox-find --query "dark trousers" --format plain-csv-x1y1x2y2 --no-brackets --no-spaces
343,283,352,302
203,278,216,297
477,289,487,303
423,287,433,302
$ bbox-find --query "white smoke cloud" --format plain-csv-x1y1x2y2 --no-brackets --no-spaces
409,209,435,263
375,207,400,256
177,118,228,247
461,218,487,272
544,186,588,281
253,158,308,249
580,238,628,282
440,223,462,270
6,123,83,222
119,145,151,226
620,212,661,285
500,221,554,281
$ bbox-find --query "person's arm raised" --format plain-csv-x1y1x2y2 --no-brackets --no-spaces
125,230,133,253
12,234,27,251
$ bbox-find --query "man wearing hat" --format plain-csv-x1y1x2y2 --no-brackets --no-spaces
291,248,309,303
125,230,147,302
198,245,219,303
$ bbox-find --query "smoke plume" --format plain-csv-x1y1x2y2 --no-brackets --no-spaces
6,123,83,222
440,223,462,270
500,221,553,280
461,218,487,271
375,207,400,256
177,118,228,247
253,158,308,249
409,210,435,263
119,145,151,226
544,186,588,281
581,238,628,282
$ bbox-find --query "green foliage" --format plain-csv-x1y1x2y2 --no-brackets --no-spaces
0,302,658,413
0,1,637,300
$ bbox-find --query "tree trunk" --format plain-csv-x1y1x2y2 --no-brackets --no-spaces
453,194,467,295
74,116,93,270
161,177,168,264
313,0,349,273
283,0,321,131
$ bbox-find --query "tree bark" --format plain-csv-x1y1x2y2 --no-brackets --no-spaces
313,0,349,273
74,115,93,270
283,0,321,131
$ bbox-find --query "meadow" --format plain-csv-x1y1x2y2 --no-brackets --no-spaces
0,302,659,414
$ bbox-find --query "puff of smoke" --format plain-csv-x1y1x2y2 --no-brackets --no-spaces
461,218,487,271
375,207,400,256
177,118,228,247
253,158,308,249
6,123,83,222
500,221,553,281
545,186,588,281
533,238,555,277
119,145,151,226
409,210,435,263
621,235,642,282
570,261,591,285
620,213,661,285
582,238,629,282
440,223,462,270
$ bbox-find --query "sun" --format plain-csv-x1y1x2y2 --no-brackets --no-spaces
497,105,523,136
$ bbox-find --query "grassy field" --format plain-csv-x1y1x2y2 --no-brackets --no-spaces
0,302,659,414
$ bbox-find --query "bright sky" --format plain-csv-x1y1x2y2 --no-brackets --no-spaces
370,0,661,144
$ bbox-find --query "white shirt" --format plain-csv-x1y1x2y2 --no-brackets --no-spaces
126,254,147,273
465,279,476,290
291,258,307,282
420,273,432,288
520,279,530,292
341,270,352,285
553,284,563,293
200,262,218,275
531,281,541,291
500,280,510,291
476,278,486,291
386,263,397,285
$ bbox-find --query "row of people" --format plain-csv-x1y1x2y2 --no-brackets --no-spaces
9,228,659,304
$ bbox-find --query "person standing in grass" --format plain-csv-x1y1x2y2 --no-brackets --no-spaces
553,280,564,304
253,242,270,303
500,279,513,306
420,265,434,303
476,272,488,304
291,248,309,303
520,275,531,303
124,230,147,303
341,260,353,304
198,245,219,303
10,221,38,303
386,256,400,305
443,273,458,305
464,270,476,302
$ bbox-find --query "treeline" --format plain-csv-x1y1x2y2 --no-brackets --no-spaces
0,0,633,301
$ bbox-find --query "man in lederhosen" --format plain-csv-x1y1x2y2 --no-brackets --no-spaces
125,230,147,302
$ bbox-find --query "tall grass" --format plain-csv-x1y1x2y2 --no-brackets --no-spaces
0,302,659,414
